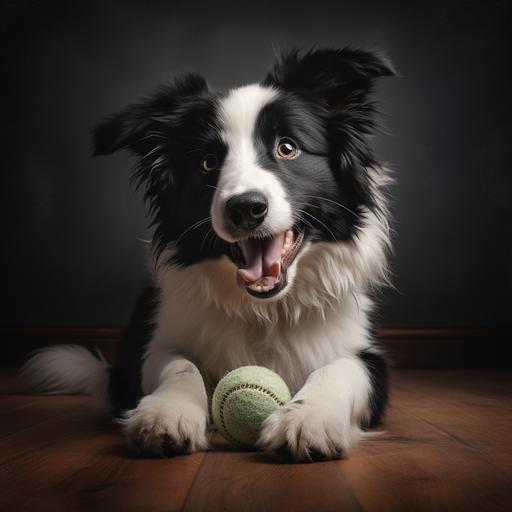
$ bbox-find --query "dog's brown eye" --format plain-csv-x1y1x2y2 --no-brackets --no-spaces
276,138,300,160
201,154,219,173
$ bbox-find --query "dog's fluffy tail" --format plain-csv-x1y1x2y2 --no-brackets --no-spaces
20,345,110,409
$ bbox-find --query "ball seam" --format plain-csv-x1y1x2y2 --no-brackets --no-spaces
218,383,286,446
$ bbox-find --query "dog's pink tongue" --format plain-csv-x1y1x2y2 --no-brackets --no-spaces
237,238,262,283
237,233,284,285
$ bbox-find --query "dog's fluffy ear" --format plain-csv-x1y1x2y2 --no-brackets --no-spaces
264,48,395,109
93,73,209,156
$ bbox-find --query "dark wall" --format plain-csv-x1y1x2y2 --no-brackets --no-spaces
2,0,511,327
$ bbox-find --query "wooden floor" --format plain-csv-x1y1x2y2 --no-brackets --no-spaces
1,369,511,512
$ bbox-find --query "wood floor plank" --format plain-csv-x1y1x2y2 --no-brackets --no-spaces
1,429,121,512
393,370,512,405
1,369,511,512
352,406,456,459
390,374,512,475
1,407,205,512
341,396,512,512
0,398,94,463
0,394,89,437
182,433,361,512
11,445,206,512
72,452,206,512
341,444,510,512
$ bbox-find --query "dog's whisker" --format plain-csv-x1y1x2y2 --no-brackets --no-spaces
206,184,229,194
298,195,359,218
296,209,339,243
292,201,321,210
200,228,213,253
175,217,212,244
209,230,219,252
292,212,315,232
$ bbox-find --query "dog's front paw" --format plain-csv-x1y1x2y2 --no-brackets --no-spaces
121,394,209,457
258,399,362,462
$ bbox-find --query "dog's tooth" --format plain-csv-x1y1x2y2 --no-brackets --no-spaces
269,261,281,278
262,282,276,292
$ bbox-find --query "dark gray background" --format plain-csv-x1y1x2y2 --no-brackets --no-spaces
2,0,511,327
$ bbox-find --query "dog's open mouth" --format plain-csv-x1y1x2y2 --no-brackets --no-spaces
230,228,304,298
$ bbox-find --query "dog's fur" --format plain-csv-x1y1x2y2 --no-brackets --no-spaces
22,48,395,462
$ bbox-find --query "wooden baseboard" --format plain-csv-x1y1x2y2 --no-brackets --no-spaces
379,327,510,369
0,326,510,368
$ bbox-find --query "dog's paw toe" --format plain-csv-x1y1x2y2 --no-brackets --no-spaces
161,433,191,457
258,400,358,463
122,394,208,457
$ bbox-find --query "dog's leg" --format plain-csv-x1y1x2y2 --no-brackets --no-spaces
258,351,386,462
121,351,209,456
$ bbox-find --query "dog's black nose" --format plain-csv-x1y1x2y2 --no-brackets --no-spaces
225,191,268,230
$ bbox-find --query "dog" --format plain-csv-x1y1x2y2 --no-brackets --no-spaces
22,48,395,462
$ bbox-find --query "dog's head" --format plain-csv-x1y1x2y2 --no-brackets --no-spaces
94,48,395,301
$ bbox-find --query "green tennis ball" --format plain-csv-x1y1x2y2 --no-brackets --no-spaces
212,366,292,448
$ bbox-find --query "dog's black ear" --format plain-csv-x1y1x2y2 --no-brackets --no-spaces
264,48,395,109
93,73,209,156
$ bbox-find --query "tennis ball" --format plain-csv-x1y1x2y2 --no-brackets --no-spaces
212,366,291,448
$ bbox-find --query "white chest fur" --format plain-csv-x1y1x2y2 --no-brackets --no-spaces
146,248,374,395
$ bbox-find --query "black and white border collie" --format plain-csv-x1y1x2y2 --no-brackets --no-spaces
23,48,395,462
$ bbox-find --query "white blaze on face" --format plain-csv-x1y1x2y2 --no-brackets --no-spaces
211,84,294,242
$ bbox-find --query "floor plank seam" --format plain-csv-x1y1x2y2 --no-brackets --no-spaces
179,434,214,511
395,407,511,478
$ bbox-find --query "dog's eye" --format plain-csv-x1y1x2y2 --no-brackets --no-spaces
201,154,219,173
276,138,300,160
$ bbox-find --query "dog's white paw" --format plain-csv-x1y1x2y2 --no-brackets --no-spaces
121,394,209,456
258,399,363,462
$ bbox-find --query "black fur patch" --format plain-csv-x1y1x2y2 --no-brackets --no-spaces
109,286,158,418
94,74,229,268
264,48,396,223
263,47,395,107
253,95,368,242
359,349,389,428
